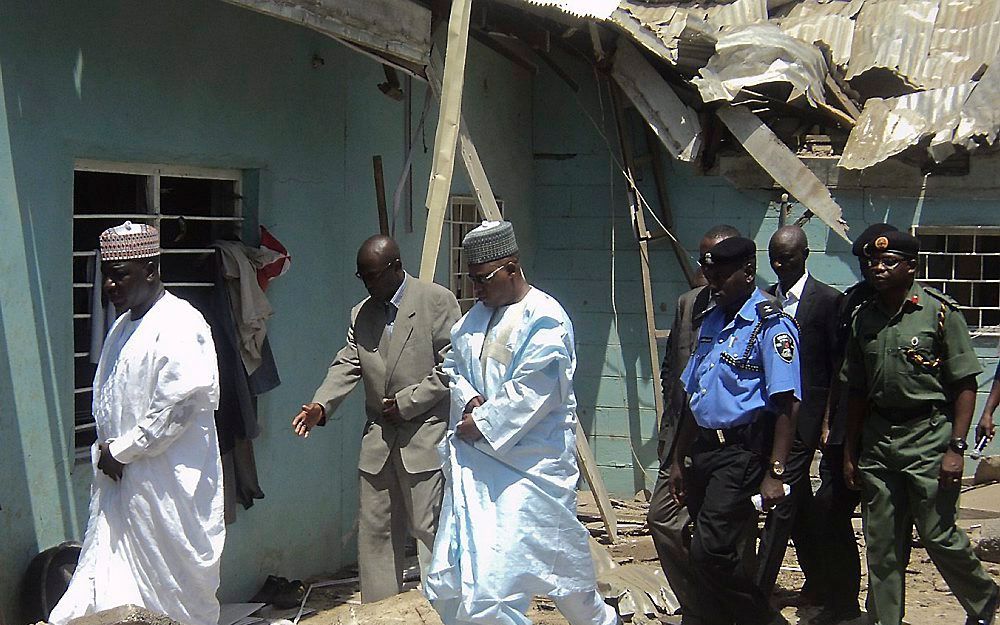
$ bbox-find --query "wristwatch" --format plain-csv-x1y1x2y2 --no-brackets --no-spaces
949,438,968,454
770,460,786,479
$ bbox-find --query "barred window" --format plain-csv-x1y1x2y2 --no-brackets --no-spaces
914,226,1000,334
72,160,243,456
446,196,502,314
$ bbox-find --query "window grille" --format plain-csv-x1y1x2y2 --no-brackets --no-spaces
914,226,1000,335
72,160,242,456
445,197,502,314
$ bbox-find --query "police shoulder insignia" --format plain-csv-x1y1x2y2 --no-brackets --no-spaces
923,286,960,310
773,333,795,363
756,301,780,319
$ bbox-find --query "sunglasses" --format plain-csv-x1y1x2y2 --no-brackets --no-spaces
355,260,397,282
469,262,512,285
867,256,908,270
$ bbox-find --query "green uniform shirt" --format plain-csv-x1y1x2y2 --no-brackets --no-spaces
844,281,981,418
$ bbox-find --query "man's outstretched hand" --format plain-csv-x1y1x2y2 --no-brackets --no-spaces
292,403,324,438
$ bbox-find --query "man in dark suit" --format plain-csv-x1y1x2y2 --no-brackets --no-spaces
647,224,741,625
756,226,842,601
292,235,461,603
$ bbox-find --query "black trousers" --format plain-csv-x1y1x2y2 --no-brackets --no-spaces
686,437,778,625
798,444,862,611
754,438,816,595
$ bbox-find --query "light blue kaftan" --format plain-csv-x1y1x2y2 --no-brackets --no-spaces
425,288,601,625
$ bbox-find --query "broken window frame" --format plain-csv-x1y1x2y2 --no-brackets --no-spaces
446,196,503,314
72,160,244,458
913,225,1000,336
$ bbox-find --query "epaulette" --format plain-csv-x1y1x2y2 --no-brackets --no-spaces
923,286,961,311
756,300,799,331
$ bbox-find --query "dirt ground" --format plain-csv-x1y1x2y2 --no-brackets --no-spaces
294,488,1000,625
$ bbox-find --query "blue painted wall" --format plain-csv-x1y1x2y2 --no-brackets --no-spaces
0,0,534,619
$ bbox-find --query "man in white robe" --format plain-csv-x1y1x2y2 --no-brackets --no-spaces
50,222,225,625
425,220,618,625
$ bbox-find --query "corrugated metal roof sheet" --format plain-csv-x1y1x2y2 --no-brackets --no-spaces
693,23,828,105
779,0,862,67
846,0,1000,88
511,0,1000,169
517,0,620,19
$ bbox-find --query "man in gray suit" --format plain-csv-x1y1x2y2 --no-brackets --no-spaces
647,224,741,625
293,235,461,603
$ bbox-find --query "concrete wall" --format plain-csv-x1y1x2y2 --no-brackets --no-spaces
0,0,534,619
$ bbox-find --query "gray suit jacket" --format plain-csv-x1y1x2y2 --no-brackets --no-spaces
312,276,461,475
659,285,713,457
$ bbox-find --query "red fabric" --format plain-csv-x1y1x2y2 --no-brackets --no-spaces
256,226,291,292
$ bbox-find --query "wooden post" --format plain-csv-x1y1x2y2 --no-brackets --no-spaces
610,83,666,430
372,155,389,236
644,126,697,288
420,0,474,281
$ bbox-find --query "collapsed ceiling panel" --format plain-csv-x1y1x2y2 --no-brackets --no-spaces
693,23,829,106
846,0,1000,89
612,39,702,162
220,0,432,65
841,55,1000,169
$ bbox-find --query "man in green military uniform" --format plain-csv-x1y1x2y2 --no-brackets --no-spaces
843,230,999,625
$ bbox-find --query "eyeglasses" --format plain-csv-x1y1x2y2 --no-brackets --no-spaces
469,262,512,285
355,260,397,282
867,256,906,270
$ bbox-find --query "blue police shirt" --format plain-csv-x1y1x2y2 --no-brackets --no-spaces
681,289,801,429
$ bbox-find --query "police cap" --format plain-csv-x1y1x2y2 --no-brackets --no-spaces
868,230,919,259
851,223,898,257
701,236,755,266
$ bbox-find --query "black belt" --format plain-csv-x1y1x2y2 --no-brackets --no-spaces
697,422,754,448
696,413,774,453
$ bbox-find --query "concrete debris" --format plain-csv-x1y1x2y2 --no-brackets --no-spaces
970,519,1000,565
611,39,703,162
66,605,185,625
974,456,1000,486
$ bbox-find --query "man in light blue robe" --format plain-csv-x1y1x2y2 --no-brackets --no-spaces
425,220,618,625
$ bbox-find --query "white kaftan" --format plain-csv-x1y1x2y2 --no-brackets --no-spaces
51,292,225,625
425,288,612,625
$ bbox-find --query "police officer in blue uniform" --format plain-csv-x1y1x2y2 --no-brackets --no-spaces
670,237,801,625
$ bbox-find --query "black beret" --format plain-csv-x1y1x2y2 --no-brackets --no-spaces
867,230,919,259
851,223,898,257
701,236,756,266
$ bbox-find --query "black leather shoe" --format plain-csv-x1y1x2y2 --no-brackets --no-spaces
814,605,863,624
966,585,999,625
270,578,306,609
250,575,286,604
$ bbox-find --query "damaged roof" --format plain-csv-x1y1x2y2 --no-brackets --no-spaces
530,0,1000,171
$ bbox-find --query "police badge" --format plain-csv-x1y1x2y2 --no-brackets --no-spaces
773,333,795,363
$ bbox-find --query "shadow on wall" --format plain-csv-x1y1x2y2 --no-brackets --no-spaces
0,301,43,625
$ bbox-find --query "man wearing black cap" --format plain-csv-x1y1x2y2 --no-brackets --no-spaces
647,224,743,625
673,236,801,625
843,230,999,625
797,223,899,623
